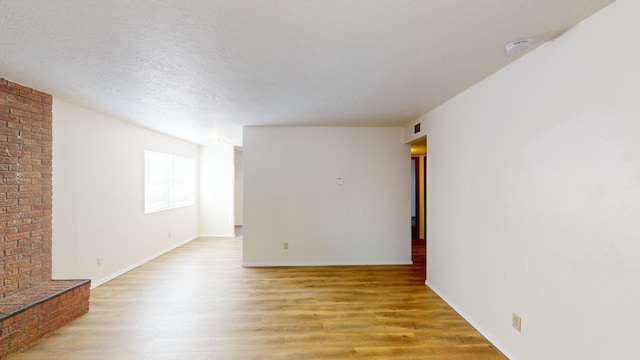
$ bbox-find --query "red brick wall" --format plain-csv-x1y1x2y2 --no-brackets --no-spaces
0,78,53,299
0,280,90,359
1,79,90,357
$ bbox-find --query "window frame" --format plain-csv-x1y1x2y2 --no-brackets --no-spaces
144,150,195,214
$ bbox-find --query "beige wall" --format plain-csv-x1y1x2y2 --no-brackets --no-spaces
422,1,640,359
234,150,243,226
52,100,199,287
199,144,235,237
243,126,411,266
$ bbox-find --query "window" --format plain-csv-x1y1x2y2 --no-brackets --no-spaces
144,150,195,213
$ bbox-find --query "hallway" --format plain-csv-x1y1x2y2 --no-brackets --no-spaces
12,236,505,359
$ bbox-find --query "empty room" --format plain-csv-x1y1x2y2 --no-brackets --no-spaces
1,1,638,359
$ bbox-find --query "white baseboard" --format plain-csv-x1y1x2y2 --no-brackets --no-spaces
91,236,198,289
426,280,516,360
243,259,413,267
199,233,237,238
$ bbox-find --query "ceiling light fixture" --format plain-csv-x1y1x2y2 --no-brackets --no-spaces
505,39,532,56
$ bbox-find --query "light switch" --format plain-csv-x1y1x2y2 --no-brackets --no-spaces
337,177,343,185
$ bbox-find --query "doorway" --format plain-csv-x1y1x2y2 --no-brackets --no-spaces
411,157,420,240
410,138,427,280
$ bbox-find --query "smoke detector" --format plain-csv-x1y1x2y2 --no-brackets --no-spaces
505,39,532,56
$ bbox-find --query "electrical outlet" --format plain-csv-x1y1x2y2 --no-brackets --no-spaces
284,242,288,250
97,257,104,267
512,313,522,332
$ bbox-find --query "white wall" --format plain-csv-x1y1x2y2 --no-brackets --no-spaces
423,1,640,359
243,127,411,266
52,100,199,287
199,144,235,237
234,149,243,225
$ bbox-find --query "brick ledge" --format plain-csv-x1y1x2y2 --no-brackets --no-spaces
0,280,91,320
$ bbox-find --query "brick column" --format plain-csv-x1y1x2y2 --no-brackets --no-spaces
1,78,53,298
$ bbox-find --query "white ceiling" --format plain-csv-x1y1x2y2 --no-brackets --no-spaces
0,0,614,146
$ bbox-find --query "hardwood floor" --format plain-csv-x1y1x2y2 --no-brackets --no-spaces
11,236,507,359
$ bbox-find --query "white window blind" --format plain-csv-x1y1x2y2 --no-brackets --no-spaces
145,150,195,213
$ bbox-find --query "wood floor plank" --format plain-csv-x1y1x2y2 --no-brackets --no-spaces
10,236,507,359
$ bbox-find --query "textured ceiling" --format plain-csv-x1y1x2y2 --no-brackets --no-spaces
0,0,614,145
